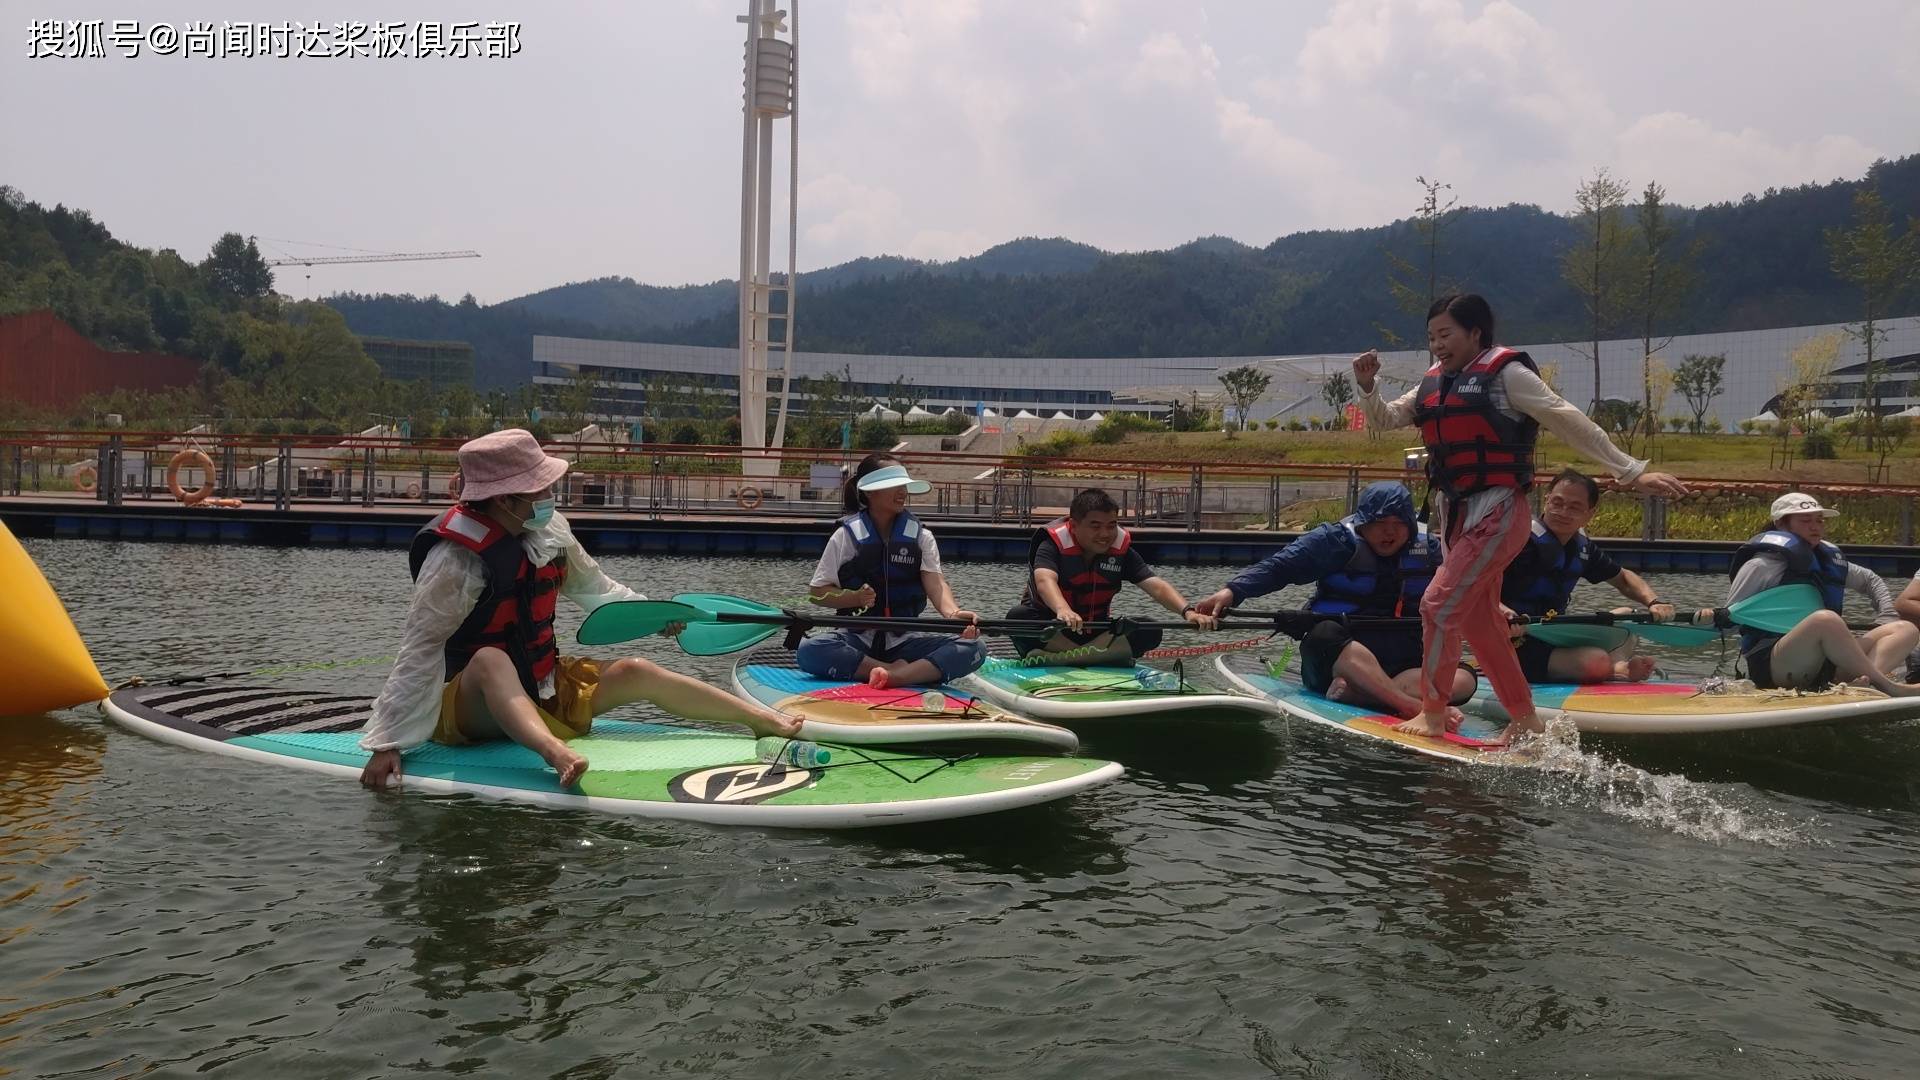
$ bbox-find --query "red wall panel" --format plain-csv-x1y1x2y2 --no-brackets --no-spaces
0,310,201,409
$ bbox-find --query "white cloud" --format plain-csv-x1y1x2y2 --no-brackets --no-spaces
1614,113,1883,204
800,172,908,254
1128,31,1219,91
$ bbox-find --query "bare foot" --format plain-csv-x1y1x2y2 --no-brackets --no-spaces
1622,655,1657,682
1444,705,1467,731
749,707,802,739
1393,712,1447,738
1324,676,1350,701
543,745,588,787
1504,713,1546,736
867,666,895,690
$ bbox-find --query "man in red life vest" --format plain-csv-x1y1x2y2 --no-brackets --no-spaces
1004,489,1216,666
358,429,796,791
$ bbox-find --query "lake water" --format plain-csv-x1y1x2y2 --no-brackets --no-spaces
5,539,1919,1078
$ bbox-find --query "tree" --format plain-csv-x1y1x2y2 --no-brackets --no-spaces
882,375,920,419
1561,168,1634,412
1322,371,1354,416
1673,353,1726,433
1378,175,1462,347
201,233,274,304
1217,365,1272,431
1630,180,1697,450
1826,185,1920,449
1778,332,1842,457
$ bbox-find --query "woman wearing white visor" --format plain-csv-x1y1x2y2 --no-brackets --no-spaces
798,453,987,689
1726,492,1920,694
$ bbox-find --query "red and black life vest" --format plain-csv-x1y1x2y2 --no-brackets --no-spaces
407,505,565,698
1412,346,1540,499
1024,517,1133,621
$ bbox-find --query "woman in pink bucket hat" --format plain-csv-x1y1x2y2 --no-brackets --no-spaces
358,428,797,790
1725,491,1920,695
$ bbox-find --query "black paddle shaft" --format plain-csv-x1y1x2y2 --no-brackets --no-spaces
711,610,1277,637
1236,608,1736,641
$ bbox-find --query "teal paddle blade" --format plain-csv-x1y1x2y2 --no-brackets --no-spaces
678,622,786,656
669,593,795,655
1525,623,1633,651
578,600,708,646
1626,621,1721,647
1726,583,1822,636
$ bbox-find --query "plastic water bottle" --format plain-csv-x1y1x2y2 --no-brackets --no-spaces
921,690,947,711
756,737,832,769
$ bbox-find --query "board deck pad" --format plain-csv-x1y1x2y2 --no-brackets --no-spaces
104,683,1119,827
1215,652,1529,765
1474,679,1920,733
732,646,1081,751
957,638,1272,722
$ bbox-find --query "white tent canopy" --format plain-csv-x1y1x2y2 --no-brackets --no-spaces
1012,409,1039,420
904,405,936,419
1893,406,1920,419
1086,411,1105,423
1744,409,1778,423
862,403,903,421
1048,411,1074,421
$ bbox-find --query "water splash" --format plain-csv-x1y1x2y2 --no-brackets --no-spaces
1498,714,1819,847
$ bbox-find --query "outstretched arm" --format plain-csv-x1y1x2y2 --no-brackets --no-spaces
1502,365,1688,498
1846,564,1900,625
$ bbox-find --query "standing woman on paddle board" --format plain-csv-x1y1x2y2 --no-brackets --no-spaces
358,429,797,791
797,454,987,689
1356,293,1689,739
1727,493,1920,694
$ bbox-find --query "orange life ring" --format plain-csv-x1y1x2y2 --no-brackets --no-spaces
166,449,216,505
737,485,764,511
71,463,98,493
405,481,423,499
447,472,463,501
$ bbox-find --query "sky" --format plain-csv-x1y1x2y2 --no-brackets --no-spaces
3,0,1916,304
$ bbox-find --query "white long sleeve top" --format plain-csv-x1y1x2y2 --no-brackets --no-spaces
1362,355,1648,534
359,512,642,752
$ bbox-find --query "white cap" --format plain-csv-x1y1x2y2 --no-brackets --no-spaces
1770,492,1839,521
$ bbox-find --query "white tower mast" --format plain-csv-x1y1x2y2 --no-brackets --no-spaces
737,0,799,479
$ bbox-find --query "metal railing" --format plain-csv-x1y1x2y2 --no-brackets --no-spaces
3,428,1918,541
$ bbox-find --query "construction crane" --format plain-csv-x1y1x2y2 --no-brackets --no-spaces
261,250,482,267
250,236,481,287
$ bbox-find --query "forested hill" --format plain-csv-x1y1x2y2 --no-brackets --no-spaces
324,155,1920,387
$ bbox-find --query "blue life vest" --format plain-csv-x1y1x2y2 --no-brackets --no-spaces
1501,518,1594,618
835,510,927,619
1728,530,1847,651
1308,521,1439,617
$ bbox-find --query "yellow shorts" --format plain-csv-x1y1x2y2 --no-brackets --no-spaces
432,655,603,746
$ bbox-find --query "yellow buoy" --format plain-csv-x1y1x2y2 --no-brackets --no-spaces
0,520,109,714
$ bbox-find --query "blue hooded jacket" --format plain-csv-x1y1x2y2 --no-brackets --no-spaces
1221,481,1439,613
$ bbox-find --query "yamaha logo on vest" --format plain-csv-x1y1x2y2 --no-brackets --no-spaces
1099,558,1121,573
668,763,815,804
890,552,917,564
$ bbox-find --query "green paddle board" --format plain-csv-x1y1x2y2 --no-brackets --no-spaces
103,684,1121,828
